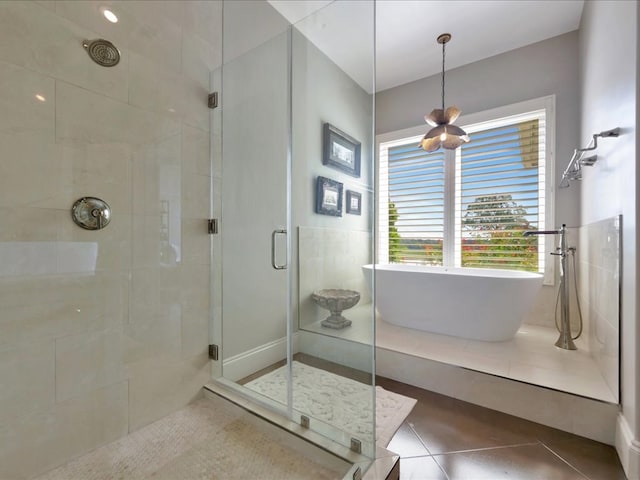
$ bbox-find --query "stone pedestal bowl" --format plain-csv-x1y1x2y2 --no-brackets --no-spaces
311,289,360,329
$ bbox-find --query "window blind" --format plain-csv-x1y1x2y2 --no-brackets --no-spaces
458,118,543,271
387,144,445,265
379,103,548,275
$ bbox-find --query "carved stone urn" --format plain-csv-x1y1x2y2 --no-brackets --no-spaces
311,289,360,329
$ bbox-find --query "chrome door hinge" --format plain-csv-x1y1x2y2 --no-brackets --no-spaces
300,415,310,428
350,438,362,454
208,218,218,235
352,466,362,480
208,344,219,361
208,92,218,109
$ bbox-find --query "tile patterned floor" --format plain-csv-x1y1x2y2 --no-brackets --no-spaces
378,377,627,480
34,393,351,480
33,357,626,480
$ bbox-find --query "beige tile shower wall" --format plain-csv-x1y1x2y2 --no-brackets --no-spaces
298,227,372,327
0,2,220,478
578,216,621,402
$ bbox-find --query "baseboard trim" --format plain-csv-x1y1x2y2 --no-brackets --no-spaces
616,413,640,479
223,333,299,382
298,330,375,373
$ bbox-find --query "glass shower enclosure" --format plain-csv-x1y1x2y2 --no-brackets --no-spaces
211,0,376,462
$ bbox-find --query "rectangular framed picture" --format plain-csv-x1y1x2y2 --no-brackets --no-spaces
346,190,362,215
315,176,343,217
322,123,361,178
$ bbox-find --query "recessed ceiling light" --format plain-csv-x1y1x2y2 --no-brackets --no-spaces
35,94,46,102
102,8,118,23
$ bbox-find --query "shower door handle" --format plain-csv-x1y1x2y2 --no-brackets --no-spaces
271,229,287,270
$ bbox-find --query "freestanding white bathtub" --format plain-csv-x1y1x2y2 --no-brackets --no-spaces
362,264,543,342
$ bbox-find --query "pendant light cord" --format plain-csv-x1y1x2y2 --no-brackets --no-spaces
441,40,446,110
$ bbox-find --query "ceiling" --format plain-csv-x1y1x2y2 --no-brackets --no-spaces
269,0,585,93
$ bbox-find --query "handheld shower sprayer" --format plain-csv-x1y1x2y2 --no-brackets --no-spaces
523,225,577,350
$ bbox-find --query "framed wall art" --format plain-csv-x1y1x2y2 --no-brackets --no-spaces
315,176,343,217
346,190,361,215
322,123,361,177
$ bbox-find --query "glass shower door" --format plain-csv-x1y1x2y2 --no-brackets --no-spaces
216,1,291,416
290,1,376,458
213,0,376,462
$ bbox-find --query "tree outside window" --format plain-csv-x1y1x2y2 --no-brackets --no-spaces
462,194,538,271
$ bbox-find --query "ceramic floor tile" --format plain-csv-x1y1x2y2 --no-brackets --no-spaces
383,383,540,454
407,404,539,455
399,456,448,480
433,443,588,480
539,435,628,480
386,423,430,458
506,348,593,373
380,377,626,480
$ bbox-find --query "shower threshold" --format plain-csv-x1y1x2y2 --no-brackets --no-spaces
204,381,400,480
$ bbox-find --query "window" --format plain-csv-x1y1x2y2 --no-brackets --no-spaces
377,96,555,282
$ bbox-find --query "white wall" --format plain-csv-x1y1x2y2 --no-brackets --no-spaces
376,32,581,327
578,1,638,477
0,1,220,478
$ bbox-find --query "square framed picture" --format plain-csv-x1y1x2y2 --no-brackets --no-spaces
315,176,343,217
322,123,361,177
346,190,362,215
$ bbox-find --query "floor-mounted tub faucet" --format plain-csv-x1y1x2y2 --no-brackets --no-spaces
523,224,577,350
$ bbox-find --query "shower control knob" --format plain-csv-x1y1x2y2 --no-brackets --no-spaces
71,197,111,230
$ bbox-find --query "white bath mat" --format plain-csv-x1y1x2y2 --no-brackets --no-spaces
244,361,416,447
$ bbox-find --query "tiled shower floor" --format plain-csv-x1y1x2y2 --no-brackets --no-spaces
34,392,351,480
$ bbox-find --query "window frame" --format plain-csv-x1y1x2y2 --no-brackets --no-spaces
376,95,556,285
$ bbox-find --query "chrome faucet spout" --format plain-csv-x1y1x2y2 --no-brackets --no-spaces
523,229,560,236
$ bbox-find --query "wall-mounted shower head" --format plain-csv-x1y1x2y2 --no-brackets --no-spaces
579,155,598,166
559,126,621,188
83,39,120,67
598,127,621,138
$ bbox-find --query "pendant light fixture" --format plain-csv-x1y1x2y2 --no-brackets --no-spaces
419,33,470,152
